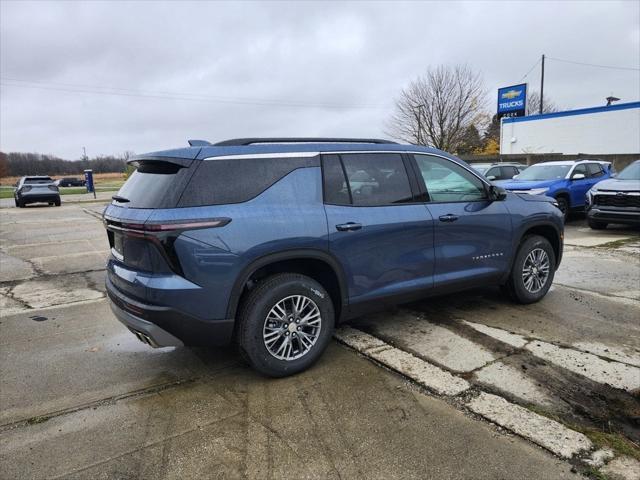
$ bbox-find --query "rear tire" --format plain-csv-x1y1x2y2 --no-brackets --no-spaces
555,196,569,222
503,235,556,304
588,218,607,230
54,198,61,206
17,198,25,208
237,273,334,377
14,198,18,207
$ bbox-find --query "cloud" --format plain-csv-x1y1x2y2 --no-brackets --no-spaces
1,0,638,158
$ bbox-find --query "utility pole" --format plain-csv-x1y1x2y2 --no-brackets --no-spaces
539,54,545,114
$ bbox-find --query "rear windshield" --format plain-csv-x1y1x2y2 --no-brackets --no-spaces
25,177,53,184
113,161,193,209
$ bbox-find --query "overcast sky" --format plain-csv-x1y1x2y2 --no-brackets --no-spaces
1,0,639,159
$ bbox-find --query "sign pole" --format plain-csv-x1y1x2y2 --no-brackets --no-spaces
539,54,545,114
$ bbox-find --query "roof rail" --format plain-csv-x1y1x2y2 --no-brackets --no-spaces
213,137,398,146
188,139,212,147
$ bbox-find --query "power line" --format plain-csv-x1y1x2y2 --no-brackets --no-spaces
519,58,541,82
546,56,640,72
0,77,388,109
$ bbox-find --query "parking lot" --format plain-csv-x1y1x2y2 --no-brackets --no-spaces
1,199,638,479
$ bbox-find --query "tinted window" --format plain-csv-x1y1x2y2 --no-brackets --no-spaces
414,154,487,202
586,163,604,177
502,166,518,178
340,153,413,206
179,156,318,207
322,155,350,205
115,161,193,209
617,161,640,180
25,177,53,184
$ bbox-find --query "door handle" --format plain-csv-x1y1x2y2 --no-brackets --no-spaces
336,222,362,232
438,214,459,223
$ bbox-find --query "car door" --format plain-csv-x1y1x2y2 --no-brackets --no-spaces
411,153,513,289
323,153,435,304
568,163,593,208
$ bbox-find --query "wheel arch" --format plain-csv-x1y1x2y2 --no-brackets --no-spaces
227,249,348,324
519,223,562,269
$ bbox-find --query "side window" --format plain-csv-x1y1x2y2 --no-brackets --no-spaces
414,154,487,202
572,164,588,178
502,166,518,179
322,154,350,205
485,167,500,179
586,163,604,177
340,153,413,206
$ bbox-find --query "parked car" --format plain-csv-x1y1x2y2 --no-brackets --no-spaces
55,177,86,187
496,160,612,220
14,176,61,207
103,138,564,377
471,163,528,181
586,160,640,229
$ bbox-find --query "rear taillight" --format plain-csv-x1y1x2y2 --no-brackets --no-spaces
21,186,32,192
103,217,231,275
48,185,59,192
105,218,230,235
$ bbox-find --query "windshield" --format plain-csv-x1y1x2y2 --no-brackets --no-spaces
515,164,571,181
617,161,640,180
471,165,491,174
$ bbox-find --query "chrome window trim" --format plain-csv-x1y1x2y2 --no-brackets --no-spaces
203,151,320,160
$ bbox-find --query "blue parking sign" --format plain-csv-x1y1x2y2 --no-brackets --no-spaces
84,169,95,194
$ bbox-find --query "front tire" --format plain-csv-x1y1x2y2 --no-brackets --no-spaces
503,235,556,304
237,273,334,377
588,218,607,230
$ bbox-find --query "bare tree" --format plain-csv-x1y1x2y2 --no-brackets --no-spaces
386,65,487,151
526,90,559,115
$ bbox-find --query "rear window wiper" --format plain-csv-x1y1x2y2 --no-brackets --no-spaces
112,195,130,203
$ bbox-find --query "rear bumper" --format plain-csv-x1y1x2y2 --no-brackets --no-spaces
106,275,235,347
587,207,640,225
18,194,60,204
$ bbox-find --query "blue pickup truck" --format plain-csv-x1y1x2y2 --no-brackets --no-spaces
497,160,612,220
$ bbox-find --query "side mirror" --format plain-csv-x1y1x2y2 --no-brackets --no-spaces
572,173,586,180
487,175,497,181
489,185,507,201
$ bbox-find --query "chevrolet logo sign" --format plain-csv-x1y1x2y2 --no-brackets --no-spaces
501,89,521,99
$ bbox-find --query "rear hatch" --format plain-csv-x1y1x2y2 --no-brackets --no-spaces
103,156,197,301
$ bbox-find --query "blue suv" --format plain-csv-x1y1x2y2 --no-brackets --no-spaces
497,160,612,220
103,138,564,376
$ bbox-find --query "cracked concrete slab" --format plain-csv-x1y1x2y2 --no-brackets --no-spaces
0,251,36,281
467,392,592,459
335,326,470,396
8,273,104,310
463,320,529,348
473,361,554,407
572,341,640,368
355,311,496,372
526,341,640,392
601,456,640,480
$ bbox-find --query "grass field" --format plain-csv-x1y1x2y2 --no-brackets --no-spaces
0,173,125,199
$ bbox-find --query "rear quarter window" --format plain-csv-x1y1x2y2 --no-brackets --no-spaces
178,155,319,207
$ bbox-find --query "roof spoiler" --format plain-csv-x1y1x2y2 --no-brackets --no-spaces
128,155,193,168
188,139,212,147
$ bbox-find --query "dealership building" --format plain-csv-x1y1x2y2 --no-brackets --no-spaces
499,101,640,155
